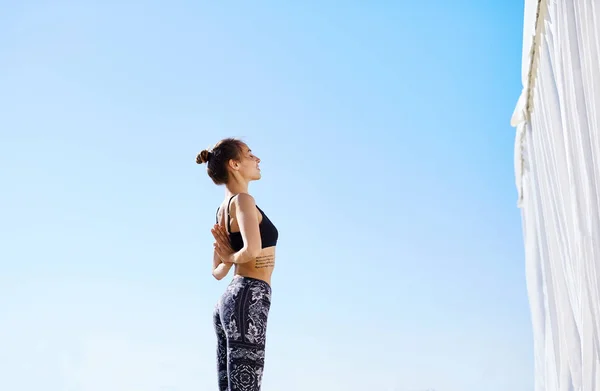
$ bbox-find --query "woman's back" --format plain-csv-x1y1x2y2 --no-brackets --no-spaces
217,193,278,286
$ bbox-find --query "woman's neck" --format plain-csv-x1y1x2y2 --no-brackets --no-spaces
226,180,249,196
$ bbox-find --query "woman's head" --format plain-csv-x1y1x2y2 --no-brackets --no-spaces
196,138,261,185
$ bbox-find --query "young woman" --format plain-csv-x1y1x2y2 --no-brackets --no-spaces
196,138,278,391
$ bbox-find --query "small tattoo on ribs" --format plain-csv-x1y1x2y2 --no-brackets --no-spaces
254,255,275,269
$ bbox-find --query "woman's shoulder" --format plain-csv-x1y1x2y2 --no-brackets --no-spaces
231,192,256,205
228,193,258,216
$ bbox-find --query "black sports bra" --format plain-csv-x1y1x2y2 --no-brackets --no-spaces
216,194,278,252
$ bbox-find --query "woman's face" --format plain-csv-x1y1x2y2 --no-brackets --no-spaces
235,144,261,181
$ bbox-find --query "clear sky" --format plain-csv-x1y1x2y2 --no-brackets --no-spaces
1,1,531,390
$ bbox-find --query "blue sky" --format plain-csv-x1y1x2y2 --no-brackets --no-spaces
1,1,531,390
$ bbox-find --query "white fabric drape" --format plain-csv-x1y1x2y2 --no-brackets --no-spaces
512,1,600,391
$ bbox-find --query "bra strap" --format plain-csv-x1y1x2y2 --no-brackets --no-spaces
226,194,238,233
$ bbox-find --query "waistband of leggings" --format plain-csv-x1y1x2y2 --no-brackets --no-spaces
232,275,271,290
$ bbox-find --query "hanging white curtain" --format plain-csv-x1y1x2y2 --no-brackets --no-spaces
511,1,600,391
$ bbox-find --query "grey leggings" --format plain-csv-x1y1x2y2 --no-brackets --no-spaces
213,276,272,391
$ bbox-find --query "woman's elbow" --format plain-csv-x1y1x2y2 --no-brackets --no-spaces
243,246,261,262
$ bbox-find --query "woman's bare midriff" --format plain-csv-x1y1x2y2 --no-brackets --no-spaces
234,246,276,286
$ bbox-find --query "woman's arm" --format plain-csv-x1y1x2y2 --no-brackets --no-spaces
212,249,233,280
229,193,262,264
212,193,262,266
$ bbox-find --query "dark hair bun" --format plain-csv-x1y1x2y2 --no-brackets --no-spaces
196,149,211,164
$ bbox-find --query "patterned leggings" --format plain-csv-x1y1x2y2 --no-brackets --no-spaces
213,276,272,391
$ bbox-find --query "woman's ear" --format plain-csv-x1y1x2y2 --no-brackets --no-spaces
228,158,239,171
